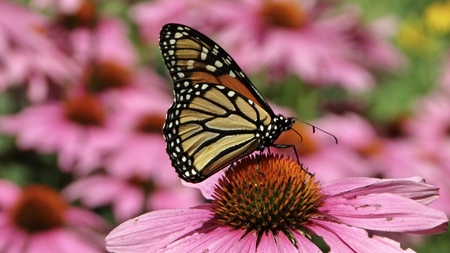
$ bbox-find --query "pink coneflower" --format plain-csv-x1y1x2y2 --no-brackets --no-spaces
69,18,137,69
100,78,174,180
32,0,88,15
0,93,121,175
63,77,203,222
199,0,395,90
0,180,109,253
106,154,447,252
341,15,405,73
34,0,99,32
63,173,202,223
0,1,78,102
406,93,450,162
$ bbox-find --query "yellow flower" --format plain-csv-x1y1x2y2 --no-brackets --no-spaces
396,20,435,53
424,1,450,35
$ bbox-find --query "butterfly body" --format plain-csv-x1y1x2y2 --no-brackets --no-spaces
160,24,295,183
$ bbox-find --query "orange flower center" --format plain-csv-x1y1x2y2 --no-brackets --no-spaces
64,94,105,126
57,0,98,29
259,1,307,29
211,154,322,248
134,114,166,134
357,139,383,158
84,61,131,93
9,185,67,233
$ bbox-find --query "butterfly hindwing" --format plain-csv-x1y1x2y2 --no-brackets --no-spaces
162,82,272,182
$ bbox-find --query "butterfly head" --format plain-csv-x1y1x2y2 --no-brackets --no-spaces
257,115,295,150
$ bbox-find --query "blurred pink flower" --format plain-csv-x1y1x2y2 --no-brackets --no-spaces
198,0,392,90
31,0,85,13
406,93,450,165
106,155,447,252
0,180,109,253
131,0,403,90
342,15,406,73
100,74,173,180
32,1,136,87
130,0,214,42
70,18,137,67
0,94,121,175
63,78,204,222
0,1,78,102
63,173,202,223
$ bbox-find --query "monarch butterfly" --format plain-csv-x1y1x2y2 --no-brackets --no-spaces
160,23,296,183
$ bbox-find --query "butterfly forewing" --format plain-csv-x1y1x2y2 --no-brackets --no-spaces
159,24,274,114
160,24,294,182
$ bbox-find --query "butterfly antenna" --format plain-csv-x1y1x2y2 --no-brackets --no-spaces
290,127,304,143
295,119,338,144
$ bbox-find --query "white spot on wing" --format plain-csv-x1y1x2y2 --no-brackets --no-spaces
187,60,195,69
200,52,207,60
206,65,216,72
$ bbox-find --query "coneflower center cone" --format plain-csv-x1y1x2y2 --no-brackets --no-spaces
134,113,166,134
64,95,105,126
211,154,323,247
9,185,67,233
259,1,307,29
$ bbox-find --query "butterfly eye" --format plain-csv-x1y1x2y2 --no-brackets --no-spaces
159,23,295,183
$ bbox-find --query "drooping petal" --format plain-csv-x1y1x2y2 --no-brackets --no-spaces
320,193,448,233
309,220,415,253
321,177,439,205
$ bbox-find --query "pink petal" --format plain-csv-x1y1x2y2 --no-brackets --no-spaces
162,226,249,253
183,170,225,199
63,176,125,206
66,208,110,232
0,180,20,208
28,229,103,253
106,206,214,252
279,231,322,253
114,187,145,222
321,193,448,233
321,177,439,205
0,223,27,253
310,220,415,253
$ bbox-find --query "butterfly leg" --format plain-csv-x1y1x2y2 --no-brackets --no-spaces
256,150,265,177
274,144,314,176
273,144,300,165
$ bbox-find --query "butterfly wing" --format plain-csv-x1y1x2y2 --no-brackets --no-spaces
159,23,275,114
160,24,277,182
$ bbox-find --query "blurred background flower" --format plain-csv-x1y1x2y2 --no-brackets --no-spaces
0,0,449,252
0,180,109,252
